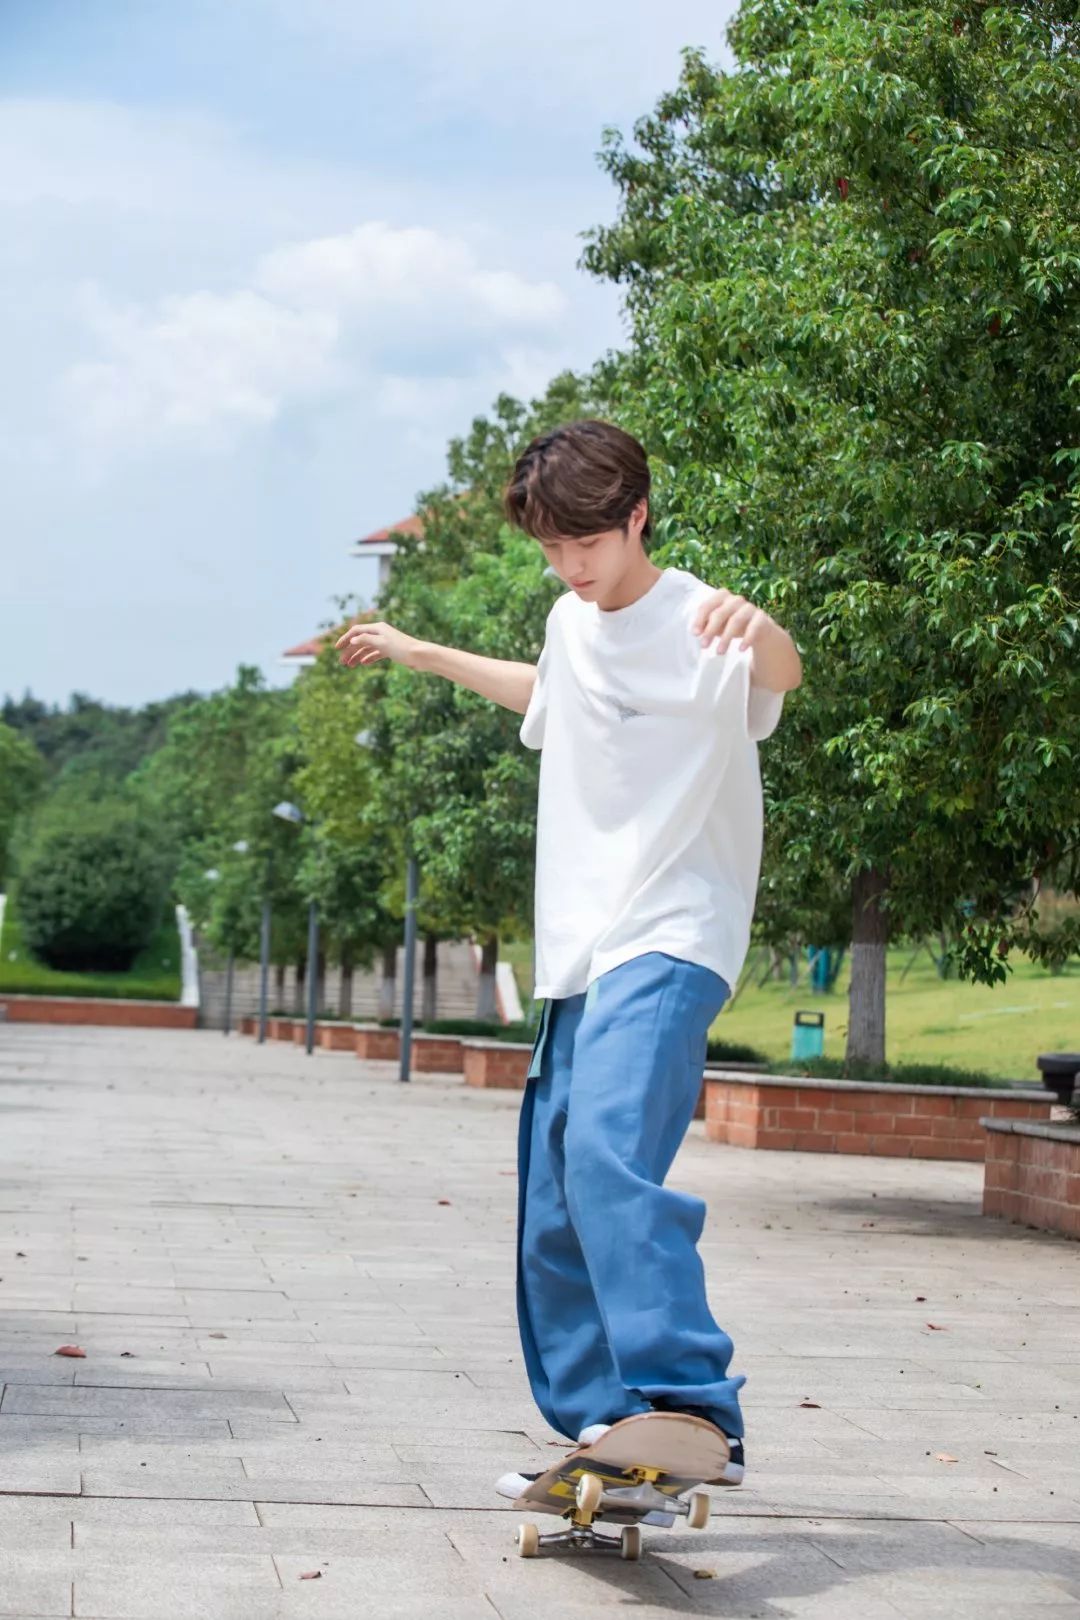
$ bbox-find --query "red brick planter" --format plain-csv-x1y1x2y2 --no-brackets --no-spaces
704,1070,1054,1161
462,1039,531,1090
317,1022,358,1051
0,995,196,1030
982,1119,1080,1239
353,1024,401,1061
693,1061,768,1120
411,1033,465,1073
238,1016,256,1036
268,1017,297,1040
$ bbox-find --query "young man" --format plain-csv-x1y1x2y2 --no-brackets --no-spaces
337,419,801,1503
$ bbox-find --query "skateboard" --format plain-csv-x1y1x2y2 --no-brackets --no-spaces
512,1411,728,1560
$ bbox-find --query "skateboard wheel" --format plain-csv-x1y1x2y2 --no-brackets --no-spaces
620,1525,642,1561
575,1472,604,1516
515,1523,539,1558
687,1490,710,1530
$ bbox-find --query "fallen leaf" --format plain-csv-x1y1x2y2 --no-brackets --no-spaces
926,1323,947,1331
208,1332,227,1339
437,1199,452,1206
54,1345,86,1358
915,1295,926,1302
861,1221,875,1228
799,1401,821,1409
693,1569,716,1580
299,1571,322,1580
935,1453,958,1464
15,1251,26,1258
120,1351,135,1358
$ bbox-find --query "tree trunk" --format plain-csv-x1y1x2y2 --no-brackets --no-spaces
293,955,306,1016
422,933,438,1024
339,948,354,1020
315,948,327,1018
476,935,499,1022
378,943,397,1022
846,866,889,1070
273,962,286,1012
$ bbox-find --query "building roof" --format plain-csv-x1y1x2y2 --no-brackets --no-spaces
284,514,421,663
354,514,424,545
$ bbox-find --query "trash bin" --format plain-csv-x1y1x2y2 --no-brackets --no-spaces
792,1010,825,1062
1036,1053,1080,1107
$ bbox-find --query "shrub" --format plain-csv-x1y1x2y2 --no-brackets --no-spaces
706,1039,769,1065
783,1056,1014,1090
16,800,169,972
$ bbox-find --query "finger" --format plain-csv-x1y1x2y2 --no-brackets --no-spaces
690,590,731,635
737,608,769,651
699,597,744,646
716,604,756,653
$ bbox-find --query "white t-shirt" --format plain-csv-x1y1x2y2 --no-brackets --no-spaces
520,567,784,1001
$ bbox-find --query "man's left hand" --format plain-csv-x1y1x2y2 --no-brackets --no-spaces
691,589,803,693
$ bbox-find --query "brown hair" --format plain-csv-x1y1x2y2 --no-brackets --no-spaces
503,419,651,542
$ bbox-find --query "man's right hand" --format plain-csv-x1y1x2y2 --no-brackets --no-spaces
336,621,424,670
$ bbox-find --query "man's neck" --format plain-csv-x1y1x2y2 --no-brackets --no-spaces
596,558,664,613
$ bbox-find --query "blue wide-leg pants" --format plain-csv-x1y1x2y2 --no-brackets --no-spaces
515,951,746,1442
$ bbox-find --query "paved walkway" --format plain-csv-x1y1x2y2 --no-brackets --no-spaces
0,1025,1078,1620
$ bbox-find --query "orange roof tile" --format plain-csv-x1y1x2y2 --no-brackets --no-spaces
355,514,424,545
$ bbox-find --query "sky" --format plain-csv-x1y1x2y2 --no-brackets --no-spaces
1,0,737,709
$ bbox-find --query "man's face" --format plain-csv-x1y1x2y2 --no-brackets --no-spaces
536,500,648,609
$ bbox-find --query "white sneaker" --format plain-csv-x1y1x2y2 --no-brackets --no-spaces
495,1468,537,1500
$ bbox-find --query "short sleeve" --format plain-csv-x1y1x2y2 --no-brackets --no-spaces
520,639,550,751
746,679,785,743
695,641,785,743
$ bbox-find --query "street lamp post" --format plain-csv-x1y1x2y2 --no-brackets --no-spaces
272,802,319,1057
221,840,249,1037
257,871,272,1044
353,730,420,1083
399,853,419,1084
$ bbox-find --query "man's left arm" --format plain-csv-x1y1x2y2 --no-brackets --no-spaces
690,589,802,693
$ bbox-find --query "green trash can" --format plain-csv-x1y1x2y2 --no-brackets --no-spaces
791,1010,824,1062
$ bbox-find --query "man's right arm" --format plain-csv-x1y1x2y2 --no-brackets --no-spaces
335,620,537,715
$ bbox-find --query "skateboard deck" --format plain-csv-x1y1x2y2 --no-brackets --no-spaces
512,1411,729,1560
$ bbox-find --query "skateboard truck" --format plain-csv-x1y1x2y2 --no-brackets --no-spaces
515,1468,711,1560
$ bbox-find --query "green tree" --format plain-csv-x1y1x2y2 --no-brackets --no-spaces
135,668,308,978
16,799,169,972
2,690,197,786
0,721,45,887
583,2,1080,1066
371,367,618,1016
293,642,403,1017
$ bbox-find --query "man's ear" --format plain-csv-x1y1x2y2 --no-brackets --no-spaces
628,498,649,542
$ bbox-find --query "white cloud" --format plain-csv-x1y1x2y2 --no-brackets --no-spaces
257,222,565,327
59,223,568,454
63,287,340,451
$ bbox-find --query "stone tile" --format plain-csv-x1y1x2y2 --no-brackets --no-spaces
73,1555,280,1619
0,1553,71,1618
4,1024,1080,1617
2,1385,295,1420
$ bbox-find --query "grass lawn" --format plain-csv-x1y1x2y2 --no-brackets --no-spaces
502,937,1079,1082
0,897,183,1001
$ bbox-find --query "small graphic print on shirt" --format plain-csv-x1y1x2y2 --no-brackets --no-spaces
611,698,644,723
